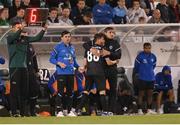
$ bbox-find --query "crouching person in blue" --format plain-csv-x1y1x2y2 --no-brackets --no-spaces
155,65,174,114
49,30,83,117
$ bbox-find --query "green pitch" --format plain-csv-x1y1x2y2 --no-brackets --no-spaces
0,114,180,124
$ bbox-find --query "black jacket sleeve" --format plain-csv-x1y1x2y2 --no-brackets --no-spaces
109,41,121,60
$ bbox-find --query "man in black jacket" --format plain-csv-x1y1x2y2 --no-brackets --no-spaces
82,27,121,114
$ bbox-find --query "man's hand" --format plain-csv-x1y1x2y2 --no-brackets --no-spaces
78,66,85,73
90,48,101,57
102,49,110,57
57,62,66,68
43,23,48,31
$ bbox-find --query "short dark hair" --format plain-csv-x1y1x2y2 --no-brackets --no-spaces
94,33,106,42
0,8,8,15
77,0,85,3
104,27,115,33
61,30,71,37
49,7,58,12
143,42,151,48
62,6,70,10
17,7,25,12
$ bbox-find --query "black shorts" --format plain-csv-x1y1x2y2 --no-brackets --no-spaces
84,75,106,92
57,75,74,96
138,79,154,91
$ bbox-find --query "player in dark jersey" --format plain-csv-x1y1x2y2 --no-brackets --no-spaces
76,33,117,116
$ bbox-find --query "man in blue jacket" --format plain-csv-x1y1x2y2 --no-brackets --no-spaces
93,0,113,24
49,30,83,117
134,42,157,115
155,65,174,114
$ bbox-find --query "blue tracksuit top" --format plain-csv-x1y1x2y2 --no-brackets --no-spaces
134,51,156,81
49,42,79,75
93,3,113,24
155,65,173,91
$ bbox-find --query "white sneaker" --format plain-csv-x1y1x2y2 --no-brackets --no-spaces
138,109,144,115
157,108,164,114
146,109,157,115
0,105,4,110
56,111,64,117
67,111,77,117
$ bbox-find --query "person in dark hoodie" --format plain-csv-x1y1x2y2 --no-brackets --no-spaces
155,65,174,114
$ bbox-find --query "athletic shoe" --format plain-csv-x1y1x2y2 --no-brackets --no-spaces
138,109,144,115
157,109,164,114
56,111,64,117
67,111,77,117
146,109,157,115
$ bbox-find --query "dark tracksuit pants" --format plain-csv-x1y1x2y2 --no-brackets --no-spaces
28,68,40,116
56,75,74,112
9,68,29,116
105,67,118,113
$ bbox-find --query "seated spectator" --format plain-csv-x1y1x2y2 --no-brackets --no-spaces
59,6,73,25
75,11,93,25
70,0,91,25
10,7,25,25
147,9,165,23
8,0,22,20
46,7,63,25
154,65,175,114
113,0,129,24
127,0,147,24
156,0,169,23
0,8,9,26
168,0,180,23
92,0,113,24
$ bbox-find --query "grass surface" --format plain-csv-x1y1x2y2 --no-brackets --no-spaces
0,114,180,124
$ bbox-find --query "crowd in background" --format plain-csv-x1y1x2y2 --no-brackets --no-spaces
0,0,180,26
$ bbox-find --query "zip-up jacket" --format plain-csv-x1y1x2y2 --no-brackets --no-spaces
49,42,79,75
134,51,156,81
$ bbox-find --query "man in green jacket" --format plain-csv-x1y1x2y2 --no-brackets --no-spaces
7,22,47,117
